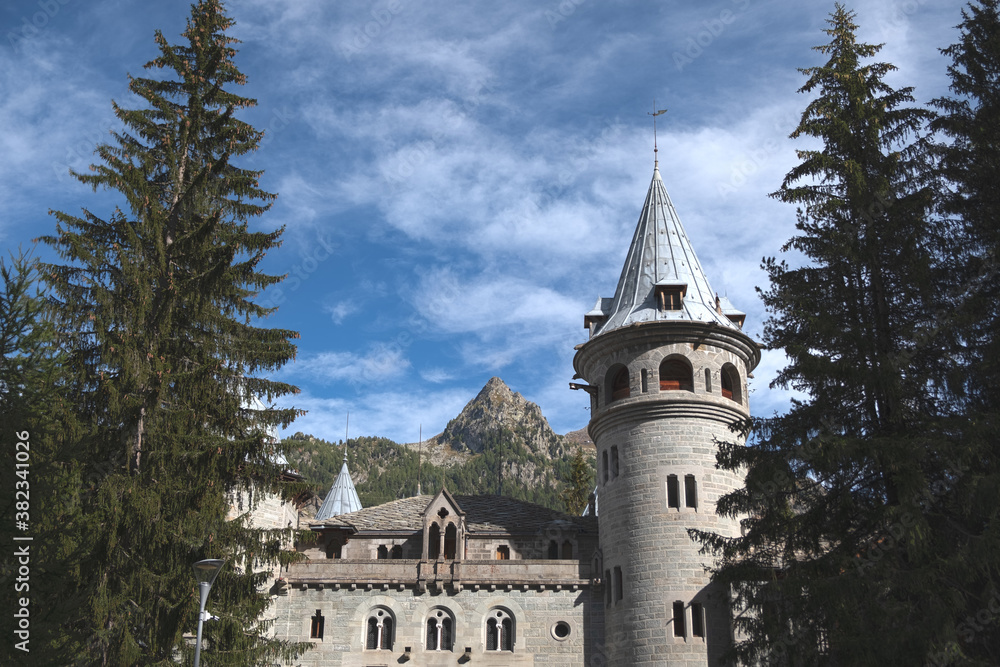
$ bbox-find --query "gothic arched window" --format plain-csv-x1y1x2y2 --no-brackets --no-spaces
426,608,454,651
444,523,457,560
659,358,693,392
721,363,741,403
607,365,630,404
365,608,394,650
377,545,388,559
428,523,440,559
390,545,403,559
485,608,514,651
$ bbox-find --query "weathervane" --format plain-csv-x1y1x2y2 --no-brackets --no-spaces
648,102,668,165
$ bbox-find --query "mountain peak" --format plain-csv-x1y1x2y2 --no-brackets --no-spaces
440,377,559,456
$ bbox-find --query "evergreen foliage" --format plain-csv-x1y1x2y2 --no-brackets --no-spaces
926,2,1000,663
0,250,91,663
37,2,308,664
692,5,967,664
559,448,594,516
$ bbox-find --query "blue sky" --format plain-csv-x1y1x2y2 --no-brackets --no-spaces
1,0,967,444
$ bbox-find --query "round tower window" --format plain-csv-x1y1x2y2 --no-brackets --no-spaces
552,621,571,640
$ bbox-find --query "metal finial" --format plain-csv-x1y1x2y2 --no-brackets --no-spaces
648,102,668,167
344,412,349,463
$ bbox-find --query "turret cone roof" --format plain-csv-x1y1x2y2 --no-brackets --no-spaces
589,162,742,336
314,454,363,520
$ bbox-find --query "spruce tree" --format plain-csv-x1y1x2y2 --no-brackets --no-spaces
926,2,1000,663
40,2,308,664
0,251,91,663
559,448,593,516
692,6,956,665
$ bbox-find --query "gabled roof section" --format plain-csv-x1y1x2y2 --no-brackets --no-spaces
311,494,598,534
591,163,741,335
314,453,363,521
425,487,465,521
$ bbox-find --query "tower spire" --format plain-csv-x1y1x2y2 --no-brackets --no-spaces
648,102,668,168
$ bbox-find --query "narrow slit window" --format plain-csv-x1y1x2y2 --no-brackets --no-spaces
673,601,686,638
602,451,609,484
613,566,623,602
685,475,698,509
641,368,649,393
611,446,620,479
605,570,612,606
705,368,712,393
667,475,680,509
691,602,705,638
310,610,324,639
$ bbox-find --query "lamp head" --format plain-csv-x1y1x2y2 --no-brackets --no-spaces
193,559,226,587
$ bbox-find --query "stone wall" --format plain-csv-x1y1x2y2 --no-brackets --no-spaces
274,585,606,666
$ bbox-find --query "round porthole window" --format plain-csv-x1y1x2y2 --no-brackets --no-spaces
551,621,571,640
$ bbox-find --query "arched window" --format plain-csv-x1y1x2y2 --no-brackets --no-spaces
561,540,573,559
390,545,403,559
426,608,454,651
496,545,510,560
486,608,514,651
444,523,457,560
365,608,394,650
721,364,741,403
659,358,693,392
326,542,341,559
428,523,440,559
548,540,559,559
377,545,388,559
607,366,629,404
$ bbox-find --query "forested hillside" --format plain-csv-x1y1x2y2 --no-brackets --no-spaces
283,430,586,510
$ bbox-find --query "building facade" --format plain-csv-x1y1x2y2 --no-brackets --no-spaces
271,157,758,665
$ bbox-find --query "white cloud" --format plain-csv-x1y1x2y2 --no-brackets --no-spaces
324,299,359,324
287,345,411,385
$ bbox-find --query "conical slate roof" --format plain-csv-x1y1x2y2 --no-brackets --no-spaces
314,455,362,521
590,162,741,336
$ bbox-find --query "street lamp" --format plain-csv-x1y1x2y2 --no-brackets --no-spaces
192,558,225,667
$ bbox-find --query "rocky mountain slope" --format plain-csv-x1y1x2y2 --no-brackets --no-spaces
400,377,570,466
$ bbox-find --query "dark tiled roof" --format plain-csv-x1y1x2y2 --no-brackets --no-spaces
311,494,597,535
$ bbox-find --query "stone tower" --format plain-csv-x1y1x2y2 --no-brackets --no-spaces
573,158,759,665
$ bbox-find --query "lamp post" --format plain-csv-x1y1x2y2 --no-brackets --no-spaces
192,558,225,667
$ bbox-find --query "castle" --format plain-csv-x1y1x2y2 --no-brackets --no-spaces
268,155,760,666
